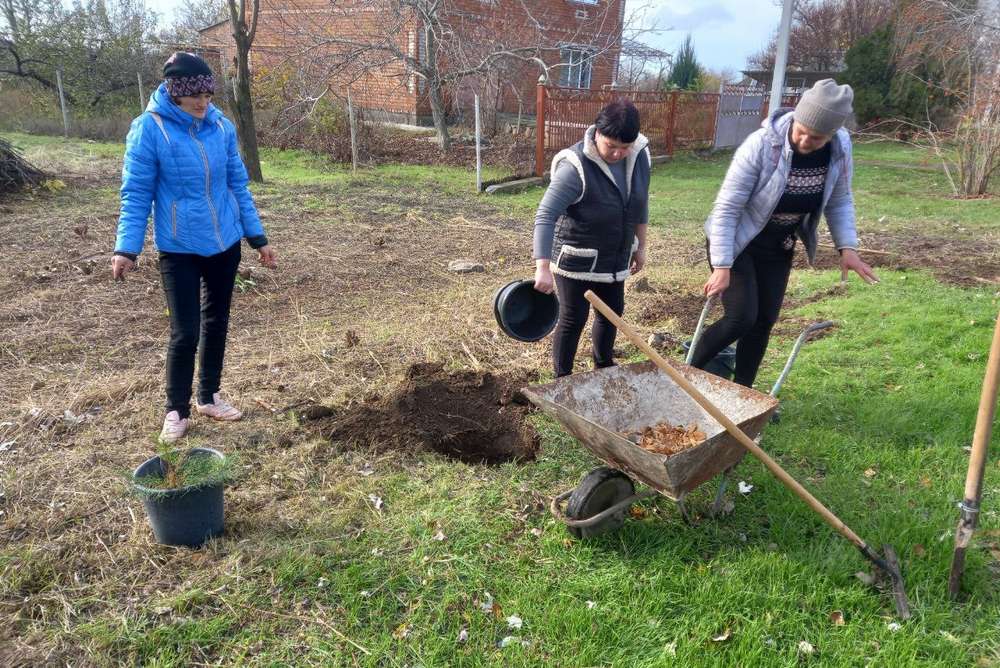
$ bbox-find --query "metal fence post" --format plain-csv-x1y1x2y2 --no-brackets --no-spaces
474,93,482,192
137,71,145,113
535,76,547,177
56,66,69,138
347,89,358,172
667,90,678,156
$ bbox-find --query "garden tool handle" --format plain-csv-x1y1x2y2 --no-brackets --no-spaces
949,310,1000,599
963,311,1000,504
584,290,871,552
685,296,715,365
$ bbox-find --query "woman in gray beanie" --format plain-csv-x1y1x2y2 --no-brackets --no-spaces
689,79,878,387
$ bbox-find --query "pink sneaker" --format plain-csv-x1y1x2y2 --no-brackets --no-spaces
159,410,189,443
195,393,242,421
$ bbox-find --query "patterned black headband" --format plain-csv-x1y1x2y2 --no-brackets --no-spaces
166,74,215,98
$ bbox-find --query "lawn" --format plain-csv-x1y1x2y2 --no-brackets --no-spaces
2,132,999,666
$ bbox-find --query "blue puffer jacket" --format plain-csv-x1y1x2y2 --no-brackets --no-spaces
115,83,266,257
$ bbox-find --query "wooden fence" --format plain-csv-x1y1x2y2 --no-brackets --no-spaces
534,85,721,176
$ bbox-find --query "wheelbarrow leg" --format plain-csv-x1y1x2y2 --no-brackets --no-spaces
709,465,738,517
676,491,694,525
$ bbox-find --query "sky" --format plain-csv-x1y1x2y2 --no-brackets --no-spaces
145,0,784,73
633,0,784,73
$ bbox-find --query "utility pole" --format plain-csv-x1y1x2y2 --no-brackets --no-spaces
769,0,795,115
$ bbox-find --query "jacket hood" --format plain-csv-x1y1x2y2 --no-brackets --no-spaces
147,81,223,126
762,108,795,141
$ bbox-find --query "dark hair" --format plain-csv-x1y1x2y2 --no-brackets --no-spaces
595,100,640,143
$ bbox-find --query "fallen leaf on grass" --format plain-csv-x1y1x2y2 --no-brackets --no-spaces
939,631,961,644
629,506,648,519
798,640,815,654
530,527,543,537
919,476,932,489
887,622,902,632
864,468,878,479
506,615,523,630
855,571,876,586
711,628,731,642
432,531,446,542
153,606,171,616
829,610,845,626
392,623,411,639
913,544,926,557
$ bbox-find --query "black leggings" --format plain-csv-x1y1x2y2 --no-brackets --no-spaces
552,275,625,377
689,231,794,387
159,242,241,417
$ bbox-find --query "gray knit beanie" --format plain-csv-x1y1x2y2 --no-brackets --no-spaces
793,79,853,135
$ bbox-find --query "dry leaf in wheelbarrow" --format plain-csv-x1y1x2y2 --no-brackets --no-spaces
623,422,706,456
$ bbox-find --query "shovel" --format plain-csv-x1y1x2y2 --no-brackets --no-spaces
584,290,911,619
947,311,1000,599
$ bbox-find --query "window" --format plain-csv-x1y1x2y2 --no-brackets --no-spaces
559,47,594,89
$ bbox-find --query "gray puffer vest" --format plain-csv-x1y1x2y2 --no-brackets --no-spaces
551,127,651,283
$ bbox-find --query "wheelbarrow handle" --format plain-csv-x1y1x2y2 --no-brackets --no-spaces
770,320,836,398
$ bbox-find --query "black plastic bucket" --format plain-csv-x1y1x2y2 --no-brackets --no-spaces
133,447,225,548
682,342,737,380
493,279,559,342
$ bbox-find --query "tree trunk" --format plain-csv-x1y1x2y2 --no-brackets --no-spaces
232,34,263,182
422,23,450,152
428,79,450,152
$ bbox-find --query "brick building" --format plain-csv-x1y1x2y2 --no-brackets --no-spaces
200,0,626,125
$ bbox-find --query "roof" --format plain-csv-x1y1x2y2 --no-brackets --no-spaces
197,18,229,33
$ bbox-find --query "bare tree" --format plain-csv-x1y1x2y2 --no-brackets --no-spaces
617,38,671,91
893,0,1000,196
258,0,642,152
226,0,262,182
164,0,227,44
748,0,894,71
2,0,161,108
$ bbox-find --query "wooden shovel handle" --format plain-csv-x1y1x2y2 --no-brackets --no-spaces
584,289,870,551
964,312,1000,503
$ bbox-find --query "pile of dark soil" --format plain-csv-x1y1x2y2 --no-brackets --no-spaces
324,363,539,464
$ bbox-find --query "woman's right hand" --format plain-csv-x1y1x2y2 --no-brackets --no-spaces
111,255,135,281
703,267,730,296
533,260,554,294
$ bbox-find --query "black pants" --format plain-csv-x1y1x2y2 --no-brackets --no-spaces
552,275,625,377
690,228,794,387
159,242,241,418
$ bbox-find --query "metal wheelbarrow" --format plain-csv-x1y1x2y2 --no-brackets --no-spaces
522,300,833,538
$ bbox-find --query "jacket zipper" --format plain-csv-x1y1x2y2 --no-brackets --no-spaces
189,124,225,251
171,201,178,238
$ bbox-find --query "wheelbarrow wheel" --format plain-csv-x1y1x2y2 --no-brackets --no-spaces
565,467,635,539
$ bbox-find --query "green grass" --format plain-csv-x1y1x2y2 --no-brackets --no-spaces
65,273,1000,665
5,131,1000,665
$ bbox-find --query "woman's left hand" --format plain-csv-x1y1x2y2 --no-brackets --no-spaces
630,247,647,274
257,244,277,269
840,248,878,284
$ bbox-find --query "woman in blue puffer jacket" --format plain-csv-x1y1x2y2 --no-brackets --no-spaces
112,52,276,443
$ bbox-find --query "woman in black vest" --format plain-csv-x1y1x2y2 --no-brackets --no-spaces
532,100,652,377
